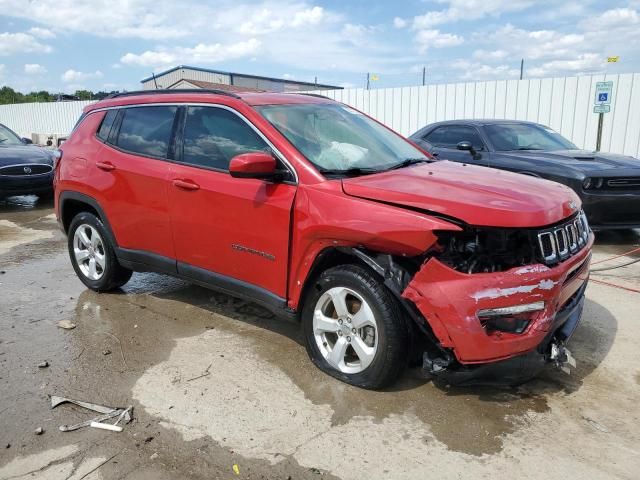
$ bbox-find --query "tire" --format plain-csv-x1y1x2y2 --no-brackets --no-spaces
68,212,132,292
302,264,408,389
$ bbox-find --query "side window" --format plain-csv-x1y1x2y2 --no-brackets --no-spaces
425,126,484,150
182,106,269,170
96,110,117,141
115,106,177,158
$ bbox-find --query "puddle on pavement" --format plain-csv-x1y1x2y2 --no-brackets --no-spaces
0,219,54,256
64,276,552,457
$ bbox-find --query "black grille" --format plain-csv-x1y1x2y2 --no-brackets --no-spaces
605,177,640,190
0,164,52,176
536,211,589,265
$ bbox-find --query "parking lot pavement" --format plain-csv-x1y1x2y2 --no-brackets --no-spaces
1,196,639,480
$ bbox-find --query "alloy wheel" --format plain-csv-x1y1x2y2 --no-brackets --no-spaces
313,286,378,374
73,224,106,281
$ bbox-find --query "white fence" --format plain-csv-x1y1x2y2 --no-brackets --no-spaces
1,73,639,157
316,73,640,158
0,100,95,138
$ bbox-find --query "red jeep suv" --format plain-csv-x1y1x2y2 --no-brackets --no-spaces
54,89,593,389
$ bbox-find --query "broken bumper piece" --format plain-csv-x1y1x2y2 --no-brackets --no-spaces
402,234,593,383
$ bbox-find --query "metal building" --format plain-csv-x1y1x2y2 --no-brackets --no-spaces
140,65,341,92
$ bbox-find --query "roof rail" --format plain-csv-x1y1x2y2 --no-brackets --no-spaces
296,93,332,100
105,88,242,100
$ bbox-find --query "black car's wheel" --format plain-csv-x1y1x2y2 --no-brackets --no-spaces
68,212,132,292
302,264,408,389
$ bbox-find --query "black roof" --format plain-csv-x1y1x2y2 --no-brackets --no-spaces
426,119,542,127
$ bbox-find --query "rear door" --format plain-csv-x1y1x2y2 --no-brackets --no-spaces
418,125,488,166
167,105,297,301
93,106,178,262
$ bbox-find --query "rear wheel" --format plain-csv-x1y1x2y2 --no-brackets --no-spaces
68,212,132,291
302,265,408,389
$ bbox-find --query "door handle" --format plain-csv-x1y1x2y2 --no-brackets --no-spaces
96,161,116,171
172,179,200,191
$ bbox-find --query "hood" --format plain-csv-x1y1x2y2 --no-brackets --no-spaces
0,144,54,166
497,149,640,176
341,161,581,228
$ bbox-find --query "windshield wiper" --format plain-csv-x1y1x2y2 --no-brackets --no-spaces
516,147,543,151
318,167,381,177
385,157,432,171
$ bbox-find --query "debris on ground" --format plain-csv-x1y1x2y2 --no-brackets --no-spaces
187,363,212,382
233,464,240,475
56,320,76,330
150,452,159,460
37,361,49,368
49,395,133,433
102,349,112,356
34,427,44,435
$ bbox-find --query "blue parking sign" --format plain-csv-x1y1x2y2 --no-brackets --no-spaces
595,82,613,106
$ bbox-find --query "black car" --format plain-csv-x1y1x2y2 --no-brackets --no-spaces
0,122,56,200
410,120,640,230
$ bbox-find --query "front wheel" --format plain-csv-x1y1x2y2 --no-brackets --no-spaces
302,265,408,389
68,212,132,292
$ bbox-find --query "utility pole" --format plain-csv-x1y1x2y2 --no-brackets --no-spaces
314,76,317,87
520,59,524,80
366,72,370,90
422,66,426,86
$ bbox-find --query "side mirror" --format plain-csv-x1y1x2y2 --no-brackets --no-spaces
456,141,474,152
21,137,33,145
229,152,277,180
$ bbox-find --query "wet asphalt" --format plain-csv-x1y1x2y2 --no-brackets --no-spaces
0,195,639,480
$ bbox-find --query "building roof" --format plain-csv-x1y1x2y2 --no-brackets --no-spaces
167,78,265,93
141,65,341,90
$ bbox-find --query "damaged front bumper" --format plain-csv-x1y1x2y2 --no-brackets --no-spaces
402,233,593,383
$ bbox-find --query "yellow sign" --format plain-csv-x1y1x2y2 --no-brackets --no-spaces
370,74,379,81
607,56,620,63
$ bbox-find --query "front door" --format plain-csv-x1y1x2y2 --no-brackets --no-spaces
419,125,488,166
167,105,297,300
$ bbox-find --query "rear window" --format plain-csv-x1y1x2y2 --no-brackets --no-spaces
96,110,117,141
115,106,177,158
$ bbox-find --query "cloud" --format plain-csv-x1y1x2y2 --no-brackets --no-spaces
412,0,534,28
291,6,324,27
28,27,56,39
120,39,261,68
61,69,103,82
393,17,407,29
0,32,52,55
472,49,509,61
527,53,605,78
414,29,464,53
478,24,586,61
24,63,47,74
451,59,520,80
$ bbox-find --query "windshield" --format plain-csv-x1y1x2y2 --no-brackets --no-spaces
485,123,577,151
0,124,23,145
256,103,429,175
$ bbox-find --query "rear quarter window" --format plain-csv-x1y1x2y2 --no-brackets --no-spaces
96,110,117,141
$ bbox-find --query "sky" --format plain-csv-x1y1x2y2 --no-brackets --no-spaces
0,0,639,93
